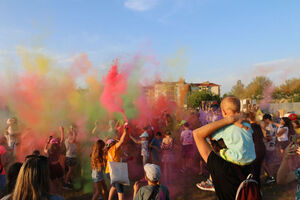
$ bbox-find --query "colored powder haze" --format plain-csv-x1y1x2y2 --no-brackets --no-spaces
0,47,186,160
0,47,193,195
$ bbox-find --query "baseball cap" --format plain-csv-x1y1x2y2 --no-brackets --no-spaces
139,132,149,138
106,139,116,147
144,163,161,182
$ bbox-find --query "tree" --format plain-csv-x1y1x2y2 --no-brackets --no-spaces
245,76,272,99
230,80,246,99
279,78,300,97
293,95,300,102
272,86,283,100
222,93,230,98
229,76,300,102
187,90,220,109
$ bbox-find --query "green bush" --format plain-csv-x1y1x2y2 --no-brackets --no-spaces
187,90,220,109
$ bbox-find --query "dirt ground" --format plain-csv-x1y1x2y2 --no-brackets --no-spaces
63,173,296,200
64,147,297,199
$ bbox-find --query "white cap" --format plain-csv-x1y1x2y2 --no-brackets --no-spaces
139,132,149,138
144,164,161,182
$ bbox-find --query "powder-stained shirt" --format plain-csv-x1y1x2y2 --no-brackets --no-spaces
265,123,277,151
212,123,256,165
180,130,194,146
141,141,149,156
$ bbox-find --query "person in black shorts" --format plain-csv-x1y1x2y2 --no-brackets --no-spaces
193,96,254,200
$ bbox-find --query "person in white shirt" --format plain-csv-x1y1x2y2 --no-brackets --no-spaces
274,117,296,156
4,118,19,151
64,125,78,189
130,131,149,166
261,114,278,184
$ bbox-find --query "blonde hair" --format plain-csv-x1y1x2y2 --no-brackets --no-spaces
221,96,241,113
12,156,50,200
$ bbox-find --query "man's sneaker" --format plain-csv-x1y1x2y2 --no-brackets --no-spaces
265,176,276,184
196,179,215,192
62,182,73,190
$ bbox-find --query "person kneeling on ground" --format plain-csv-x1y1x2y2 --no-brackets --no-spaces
133,163,169,200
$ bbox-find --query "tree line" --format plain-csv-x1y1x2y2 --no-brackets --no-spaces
187,76,300,109
228,76,300,102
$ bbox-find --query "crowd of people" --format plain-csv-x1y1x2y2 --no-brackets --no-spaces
0,95,299,200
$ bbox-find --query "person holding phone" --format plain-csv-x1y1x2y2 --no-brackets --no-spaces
277,142,300,200
292,120,300,143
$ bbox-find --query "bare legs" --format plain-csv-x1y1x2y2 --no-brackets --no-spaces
65,165,75,184
108,186,124,200
92,181,108,200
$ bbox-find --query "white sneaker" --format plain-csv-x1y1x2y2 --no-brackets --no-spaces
196,179,215,192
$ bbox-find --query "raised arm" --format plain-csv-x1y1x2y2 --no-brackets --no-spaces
44,136,52,154
116,126,129,149
193,116,236,163
129,135,141,144
59,126,64,144
69,128,77,144
277,143,297,184
273,122,281,127
92,121,98,135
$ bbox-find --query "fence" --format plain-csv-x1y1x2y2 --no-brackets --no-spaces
268,102,300,115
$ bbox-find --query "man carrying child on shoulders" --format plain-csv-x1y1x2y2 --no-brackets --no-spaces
193,95,256,200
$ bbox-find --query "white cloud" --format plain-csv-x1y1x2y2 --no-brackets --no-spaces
251,58,300,82
201,58,300,94
124,0,159,11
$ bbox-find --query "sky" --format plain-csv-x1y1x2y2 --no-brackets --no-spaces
0,0,300,94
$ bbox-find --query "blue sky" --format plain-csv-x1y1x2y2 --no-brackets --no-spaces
1,0,300,93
